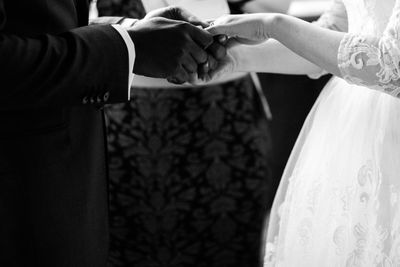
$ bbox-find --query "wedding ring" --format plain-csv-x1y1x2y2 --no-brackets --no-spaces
203,60,210,70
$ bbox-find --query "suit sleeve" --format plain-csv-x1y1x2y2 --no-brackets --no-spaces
0,1,130,110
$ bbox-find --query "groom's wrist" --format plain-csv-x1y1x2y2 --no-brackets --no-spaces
111,24,136,100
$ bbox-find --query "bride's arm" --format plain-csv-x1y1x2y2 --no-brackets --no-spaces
211,0,400,98
270,1,400,96
234,39,325,75
220,0,348,76
263,14,345,77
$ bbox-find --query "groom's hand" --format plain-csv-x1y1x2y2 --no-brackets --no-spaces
145,6,209,28
128,7,215,83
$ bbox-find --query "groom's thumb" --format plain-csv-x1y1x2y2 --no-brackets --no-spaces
170,7,209,28
206,25,232,36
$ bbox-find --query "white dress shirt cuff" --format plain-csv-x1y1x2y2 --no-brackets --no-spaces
111,23,137,100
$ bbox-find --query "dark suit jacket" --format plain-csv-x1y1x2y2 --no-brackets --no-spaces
0,1,129,266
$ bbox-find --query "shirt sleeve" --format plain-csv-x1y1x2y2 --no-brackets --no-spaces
111,20,137,100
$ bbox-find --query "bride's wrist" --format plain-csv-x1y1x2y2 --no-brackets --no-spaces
233,45,246,72
264,13,284,40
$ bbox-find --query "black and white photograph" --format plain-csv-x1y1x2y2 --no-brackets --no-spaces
1,0,398,266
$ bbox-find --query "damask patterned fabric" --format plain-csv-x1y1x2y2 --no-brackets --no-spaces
98,2,273,266
97,0,146,19
105,78,273,267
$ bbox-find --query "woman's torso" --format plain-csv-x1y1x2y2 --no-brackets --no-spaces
343,0,394,35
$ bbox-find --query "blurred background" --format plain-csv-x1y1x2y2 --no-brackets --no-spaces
91,0,331,266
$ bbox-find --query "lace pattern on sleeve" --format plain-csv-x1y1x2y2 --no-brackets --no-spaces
337,3,400,98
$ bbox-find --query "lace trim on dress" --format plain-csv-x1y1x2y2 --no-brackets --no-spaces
338,32,400,98
264,161,400,266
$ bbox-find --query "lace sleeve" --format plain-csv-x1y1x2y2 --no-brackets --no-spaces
309,0,348,79
338,1,400,98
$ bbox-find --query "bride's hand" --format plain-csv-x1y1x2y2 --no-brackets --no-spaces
208,40,241,80
188,39,241,84
206,14,275,45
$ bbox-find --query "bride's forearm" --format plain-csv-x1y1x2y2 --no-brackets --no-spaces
268,14,345,77
236,39,324,75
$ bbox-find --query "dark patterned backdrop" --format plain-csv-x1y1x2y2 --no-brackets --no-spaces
98,1,275,266
97,0,146,19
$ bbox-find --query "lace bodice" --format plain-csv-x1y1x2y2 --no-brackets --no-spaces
318,0,400,98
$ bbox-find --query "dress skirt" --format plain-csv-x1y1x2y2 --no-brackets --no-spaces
265,77,400,266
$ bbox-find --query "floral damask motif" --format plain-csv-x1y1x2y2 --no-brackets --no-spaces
97,0,146,19
105,77,273,267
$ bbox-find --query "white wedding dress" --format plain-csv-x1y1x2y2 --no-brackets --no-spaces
264,0,400,266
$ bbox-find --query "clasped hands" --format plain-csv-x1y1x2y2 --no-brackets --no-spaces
128,6,273,84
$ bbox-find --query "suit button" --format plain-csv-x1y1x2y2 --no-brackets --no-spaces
82,96,89,104
103,91,110,102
